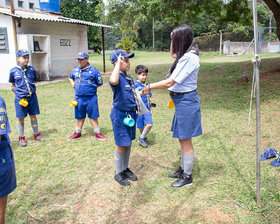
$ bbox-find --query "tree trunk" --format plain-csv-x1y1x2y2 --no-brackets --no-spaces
263,0,280,40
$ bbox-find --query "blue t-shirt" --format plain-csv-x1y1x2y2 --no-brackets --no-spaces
168,50,200,92
0,96,11,145
69,64,103,96
9,65,37,98
134,80,152,109
109,72,137,111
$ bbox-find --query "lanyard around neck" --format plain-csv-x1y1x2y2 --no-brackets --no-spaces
79,64,91,87
16,65,31,95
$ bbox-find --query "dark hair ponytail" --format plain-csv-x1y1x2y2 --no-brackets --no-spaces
170,24,194,74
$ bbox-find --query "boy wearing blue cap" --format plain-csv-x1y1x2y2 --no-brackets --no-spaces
68,51,107,141
0,95,17,223
134,65,153,148
109,49,141,186
9,49,44,147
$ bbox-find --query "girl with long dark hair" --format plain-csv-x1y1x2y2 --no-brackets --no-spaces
143,24,202,187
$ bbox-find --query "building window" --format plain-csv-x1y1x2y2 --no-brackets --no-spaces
0,28,9,54
18,0,23,8
5,0,10,6
29,3,34,9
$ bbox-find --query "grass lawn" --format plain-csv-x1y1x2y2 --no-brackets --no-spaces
1,51,280,223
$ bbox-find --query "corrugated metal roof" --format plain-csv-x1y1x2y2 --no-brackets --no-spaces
0,7,112,28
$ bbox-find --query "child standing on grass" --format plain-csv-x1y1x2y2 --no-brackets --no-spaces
9,49,44,147
68,51,107,141
134,65,153,148
0,95,17,224
109,50,140,186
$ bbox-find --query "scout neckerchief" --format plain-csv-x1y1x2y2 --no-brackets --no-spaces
79,64,91,87
135,80,151,110
16,65,31,96
123,73,140,111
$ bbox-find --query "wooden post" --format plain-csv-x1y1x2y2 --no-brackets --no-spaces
219,30,222,56
10,0,18,51
101,27,106,73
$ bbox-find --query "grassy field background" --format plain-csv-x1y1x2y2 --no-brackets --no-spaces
1,51,280,223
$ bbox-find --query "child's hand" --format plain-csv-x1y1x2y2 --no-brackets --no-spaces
117,55,124,64
143,85,150,95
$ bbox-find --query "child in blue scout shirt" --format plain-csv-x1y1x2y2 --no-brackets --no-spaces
9,49,44,147
109,50,143,186
0,96,17,223
134,65,153,148
68,51,107,141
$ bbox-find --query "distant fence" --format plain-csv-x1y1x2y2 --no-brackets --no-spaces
223,41,280,54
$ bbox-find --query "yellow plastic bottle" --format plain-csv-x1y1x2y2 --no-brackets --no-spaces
69,99,78,106
19,98,28,107
167,99,175,109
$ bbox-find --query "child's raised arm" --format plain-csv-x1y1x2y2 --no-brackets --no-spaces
109,55,123,86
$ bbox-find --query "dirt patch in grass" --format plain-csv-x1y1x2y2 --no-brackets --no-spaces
261,68,280,81
204,208,234,223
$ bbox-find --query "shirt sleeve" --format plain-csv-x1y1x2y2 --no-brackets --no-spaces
69,70,75,79
95,69,103,86
0,99,11,135
33,68,37,81
8,69,15,83
170,57,197,84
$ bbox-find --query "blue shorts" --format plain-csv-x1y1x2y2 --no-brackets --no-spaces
171,90,202,139
0,144,17,198
136,111,153,129
110,107,136,147
75,95,99,120
14,93,40,118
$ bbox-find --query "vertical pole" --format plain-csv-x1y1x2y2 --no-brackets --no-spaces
10,0,18,51
219,30,222,56
252,0,261,204
152,18,155,50
101,27,106,73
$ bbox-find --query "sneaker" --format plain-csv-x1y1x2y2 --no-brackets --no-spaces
94,132,107,141
114,171,130,186
123,168,138,181
19,136,27,147
68,131,82,140
168,167,183,178
34,132,45,142
171,173,192,188
138,137,148,148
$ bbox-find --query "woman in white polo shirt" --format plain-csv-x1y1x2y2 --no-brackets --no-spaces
144,24,202,188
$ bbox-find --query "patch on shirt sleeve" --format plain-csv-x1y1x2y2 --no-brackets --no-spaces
0,115,6,122
0,108,6,113
1,123,6,130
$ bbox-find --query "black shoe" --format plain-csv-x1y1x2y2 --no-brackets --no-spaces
168,167,183,178
124,168,138,181
138,137,148,148
171,173,192,188
114,171,130,186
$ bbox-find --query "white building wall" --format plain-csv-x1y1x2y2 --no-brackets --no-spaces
0,14,17,84
16,19,88,79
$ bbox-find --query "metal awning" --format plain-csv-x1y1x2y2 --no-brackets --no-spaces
0,7,111,28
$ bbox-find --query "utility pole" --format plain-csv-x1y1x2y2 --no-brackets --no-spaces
152,18,155,50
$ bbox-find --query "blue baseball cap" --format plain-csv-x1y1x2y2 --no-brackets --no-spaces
110,50,134,64
76,51,89,59
16,49,29,57
260,147,277,161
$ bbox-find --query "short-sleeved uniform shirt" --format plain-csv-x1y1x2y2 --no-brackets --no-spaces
9,65,36,97
109,72,137,146
69,64,103,119
168,50,202,139
69,64,103,97
134,80,153,129
9,65,39,118
0,96,17,198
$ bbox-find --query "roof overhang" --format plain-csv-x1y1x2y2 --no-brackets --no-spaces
0,7,111,28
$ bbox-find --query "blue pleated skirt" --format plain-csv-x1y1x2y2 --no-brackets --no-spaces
171,90,202,139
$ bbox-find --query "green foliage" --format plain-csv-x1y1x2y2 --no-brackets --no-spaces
60,0,104,52
115,35,137,52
